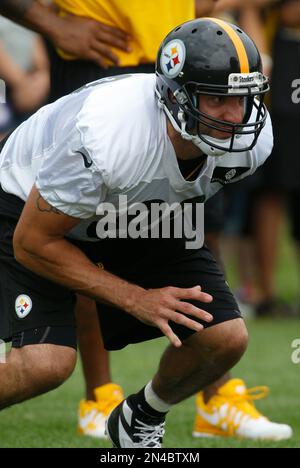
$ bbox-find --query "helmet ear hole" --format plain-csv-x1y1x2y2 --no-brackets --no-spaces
167,88,176,104
186,115,196,131
243,97,254,124
186,93,198,130
178,109,196,132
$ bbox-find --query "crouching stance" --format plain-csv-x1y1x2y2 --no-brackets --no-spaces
0,18,274,446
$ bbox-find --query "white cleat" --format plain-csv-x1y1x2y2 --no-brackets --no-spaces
78,383,124,439
193,379,293,441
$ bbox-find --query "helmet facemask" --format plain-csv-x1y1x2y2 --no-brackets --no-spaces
155,18,270,157
156,72,269,157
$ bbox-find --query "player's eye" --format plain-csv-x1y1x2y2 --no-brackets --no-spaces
212,96,223,104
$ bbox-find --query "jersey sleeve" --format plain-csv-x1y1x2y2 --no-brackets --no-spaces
35,126,106,219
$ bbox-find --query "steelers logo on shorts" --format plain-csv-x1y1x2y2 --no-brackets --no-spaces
15,295,32,319
160,39,186,78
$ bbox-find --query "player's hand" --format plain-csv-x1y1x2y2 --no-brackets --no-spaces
129,286,213,348
52,14,131,67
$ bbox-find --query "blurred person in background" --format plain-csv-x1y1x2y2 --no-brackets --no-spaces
219,1,300,318
252,0,300,317
0,15,49,138
0,0,292,442
205,0,274,312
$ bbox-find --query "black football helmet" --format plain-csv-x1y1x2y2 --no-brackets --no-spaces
155,18,269,156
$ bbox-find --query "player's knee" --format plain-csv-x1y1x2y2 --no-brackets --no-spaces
217,318,248,363
20,344,77,391
192,317,248,366
43,346,77,388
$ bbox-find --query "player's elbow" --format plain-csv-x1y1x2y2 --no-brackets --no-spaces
13,237,30,266
13,230,39,267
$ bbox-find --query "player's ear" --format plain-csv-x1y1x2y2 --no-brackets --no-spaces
167,88,176,104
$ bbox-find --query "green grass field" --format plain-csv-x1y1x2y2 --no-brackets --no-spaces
0,225,299,448
0,318,299,448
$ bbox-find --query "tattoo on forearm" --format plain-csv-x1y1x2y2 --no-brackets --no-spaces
1,0,34,20
36,195,62,215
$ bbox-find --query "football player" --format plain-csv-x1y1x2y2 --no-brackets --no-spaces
0,18,292,446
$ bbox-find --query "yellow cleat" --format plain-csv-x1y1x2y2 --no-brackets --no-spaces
193,379,292,441
78,383,124,438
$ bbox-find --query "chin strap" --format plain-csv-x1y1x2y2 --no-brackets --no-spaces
195,135,232,157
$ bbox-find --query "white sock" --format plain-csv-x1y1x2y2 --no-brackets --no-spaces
144,381,173,413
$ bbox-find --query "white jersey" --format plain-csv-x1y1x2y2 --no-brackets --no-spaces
0,74,273,241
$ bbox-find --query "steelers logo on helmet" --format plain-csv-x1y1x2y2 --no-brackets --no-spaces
15,294,32,319
160,40,186,78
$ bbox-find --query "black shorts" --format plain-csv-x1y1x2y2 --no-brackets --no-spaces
97,244,242,350
0,185,76,347
0,186,241,350
0,216,77,348
204,191,225,234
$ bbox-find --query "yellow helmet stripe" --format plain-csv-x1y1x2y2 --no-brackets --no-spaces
204,17,250,74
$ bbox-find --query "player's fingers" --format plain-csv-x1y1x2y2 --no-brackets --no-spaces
159,322,182,348
170,311,204,332
175,301,213,323
172,285,213,303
